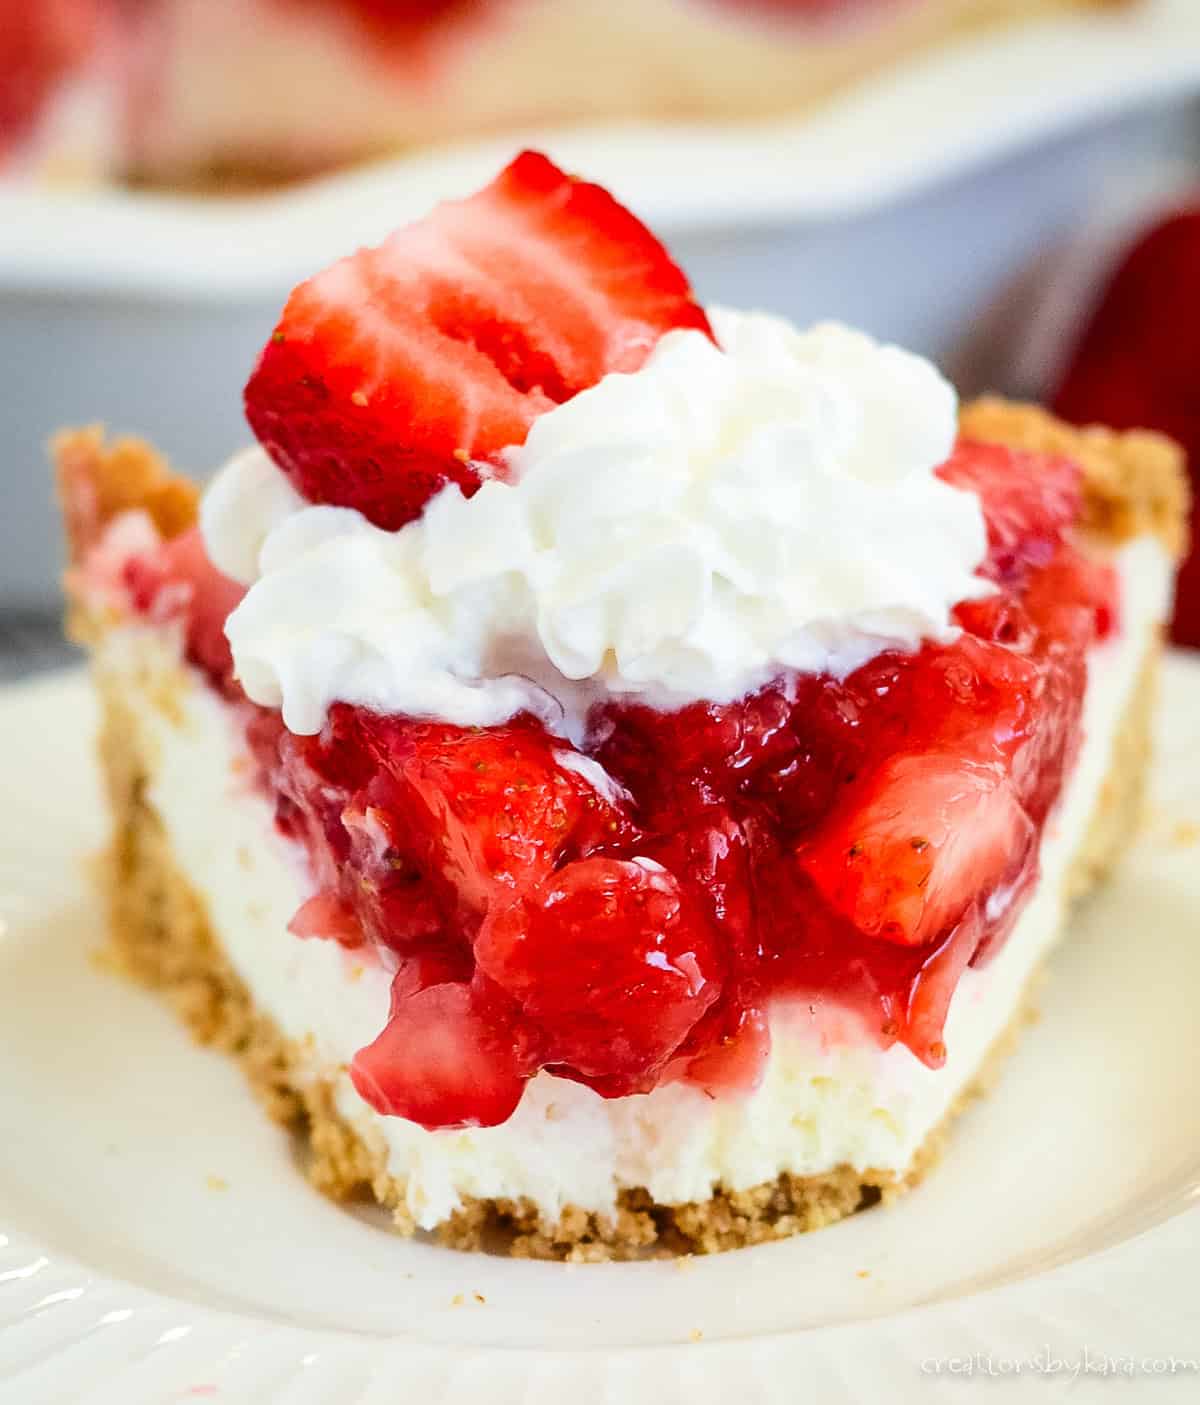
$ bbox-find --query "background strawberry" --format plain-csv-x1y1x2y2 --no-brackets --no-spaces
1052,206,1200,645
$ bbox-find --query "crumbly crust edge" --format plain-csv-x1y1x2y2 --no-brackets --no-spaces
959,398,1191,562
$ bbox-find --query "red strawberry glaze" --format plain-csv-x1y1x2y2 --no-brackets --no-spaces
116,437,1118,1131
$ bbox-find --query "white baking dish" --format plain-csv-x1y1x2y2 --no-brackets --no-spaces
2,0,1198,607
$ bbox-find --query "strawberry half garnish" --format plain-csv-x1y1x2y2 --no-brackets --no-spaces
244,150,713,530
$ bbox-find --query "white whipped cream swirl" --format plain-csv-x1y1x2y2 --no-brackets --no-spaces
203,309,990,740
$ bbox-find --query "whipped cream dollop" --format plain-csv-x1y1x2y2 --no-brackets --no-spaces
203,309,990,740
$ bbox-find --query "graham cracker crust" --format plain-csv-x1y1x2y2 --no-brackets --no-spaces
62,403,1186,1259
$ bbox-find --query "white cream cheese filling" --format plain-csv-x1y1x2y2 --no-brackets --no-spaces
93,539,1171,1228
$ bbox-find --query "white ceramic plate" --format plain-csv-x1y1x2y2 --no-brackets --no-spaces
1,654,1199,1403
2,0,1200,298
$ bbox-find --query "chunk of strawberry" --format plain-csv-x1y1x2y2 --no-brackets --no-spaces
797,636,1039,947
339,796,452,951
649,810,756,958
902,906,984,1067
680,1004,771,1097
474,856,721,1093
799,754,1035,947
387,947,474,1002
595,684,799,823
122,527,246,693
363,717,636,915
288,891,363,946
1020,547,1120,645
263,713,466,965
939,439,1082,584
350,979,526,1129
244,150,713,530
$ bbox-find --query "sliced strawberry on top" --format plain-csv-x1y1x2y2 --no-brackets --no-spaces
939,439,1082,584
244,150,713,530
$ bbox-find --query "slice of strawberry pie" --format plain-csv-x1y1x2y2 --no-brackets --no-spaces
58,152,1188,1258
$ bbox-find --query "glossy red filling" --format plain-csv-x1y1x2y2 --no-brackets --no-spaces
123,438,1117,1132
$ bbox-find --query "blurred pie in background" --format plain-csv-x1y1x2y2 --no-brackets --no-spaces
2,0,1135,186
